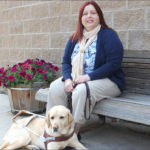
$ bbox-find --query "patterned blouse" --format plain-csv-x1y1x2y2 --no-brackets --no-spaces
71,36,97,74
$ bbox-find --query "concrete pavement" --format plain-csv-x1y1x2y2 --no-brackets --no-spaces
0,93,150,150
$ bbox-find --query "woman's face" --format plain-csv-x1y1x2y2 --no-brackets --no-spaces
82,4,100,31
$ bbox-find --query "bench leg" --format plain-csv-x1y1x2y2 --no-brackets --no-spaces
98,115,105,124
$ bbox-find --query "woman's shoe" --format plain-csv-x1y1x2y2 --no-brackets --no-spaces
63,146,73,150
77,133,81,141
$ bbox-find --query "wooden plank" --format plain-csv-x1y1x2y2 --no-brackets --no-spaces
123,68,150,74
124,72,150,79
126,83,150,89
126,82,150,89
125,88,150,95
121,92,150,101
35,88,49,102
126,87,150,94
123,58,150,63
93,99,150,125
124,50,150,58
109,94,150,106
122,63,150,69
125,77,150,84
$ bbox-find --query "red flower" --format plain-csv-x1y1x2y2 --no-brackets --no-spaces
43,74,47,80
53,66,59,71
47,62,52,65
23,64,30,70
11,66,17,72
7,75,15,82
18,63,23,66
26,74,32,80
49,64,53,69
19,70,26,77
0,67,4,74
36,61,43,66
41,60,46,64
43,69,47,74
1,71,6,78
24,59,33,64
37,68,43,73
3,82,8,87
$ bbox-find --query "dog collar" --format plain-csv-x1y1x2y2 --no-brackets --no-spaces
43,130,75,150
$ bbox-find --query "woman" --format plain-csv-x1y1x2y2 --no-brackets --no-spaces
46,1,125,136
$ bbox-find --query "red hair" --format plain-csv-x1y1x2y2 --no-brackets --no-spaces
70,1,109,42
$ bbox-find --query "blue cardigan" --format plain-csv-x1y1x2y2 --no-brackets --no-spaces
62,26,125,91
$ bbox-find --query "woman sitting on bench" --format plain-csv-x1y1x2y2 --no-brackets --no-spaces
46,0,125,138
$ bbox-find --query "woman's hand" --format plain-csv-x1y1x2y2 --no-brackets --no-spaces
64,79,74,93
75,75,90,84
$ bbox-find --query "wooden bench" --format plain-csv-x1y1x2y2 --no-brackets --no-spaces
35,50,150,125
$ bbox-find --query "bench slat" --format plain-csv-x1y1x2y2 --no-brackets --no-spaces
110,93,150,106
125,88,150,95
124,72,150,79
125,77,150,84
123,58,150,63
126,81,150,89
35,88,49,102
123,68,150,74
93,98,150,125
124,50,150,58
121,92,150,101
122,63,150,69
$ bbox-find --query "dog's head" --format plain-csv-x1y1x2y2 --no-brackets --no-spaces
46,105,74,134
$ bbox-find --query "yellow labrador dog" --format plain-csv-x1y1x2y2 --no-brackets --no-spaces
0,105,87,150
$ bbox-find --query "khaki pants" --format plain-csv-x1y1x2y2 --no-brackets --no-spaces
46,77,121,124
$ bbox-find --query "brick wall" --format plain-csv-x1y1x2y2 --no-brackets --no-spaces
0,0,150,69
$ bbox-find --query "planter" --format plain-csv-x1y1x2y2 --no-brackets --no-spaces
7,82,48,114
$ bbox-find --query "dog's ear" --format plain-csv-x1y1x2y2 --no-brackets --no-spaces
46,112,51,128
68,111,73,124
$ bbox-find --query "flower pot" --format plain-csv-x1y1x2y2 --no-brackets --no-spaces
7,82,48,114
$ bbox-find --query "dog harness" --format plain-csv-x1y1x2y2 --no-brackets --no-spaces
13,110,45,127
43,130,75,150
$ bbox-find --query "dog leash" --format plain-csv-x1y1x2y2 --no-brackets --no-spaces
67,82,91,120
84,82,92,120
67,84,77,113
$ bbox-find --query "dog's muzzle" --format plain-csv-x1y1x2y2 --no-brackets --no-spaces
53,125,58,132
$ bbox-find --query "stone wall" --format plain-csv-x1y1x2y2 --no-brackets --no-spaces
0,0,150,69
